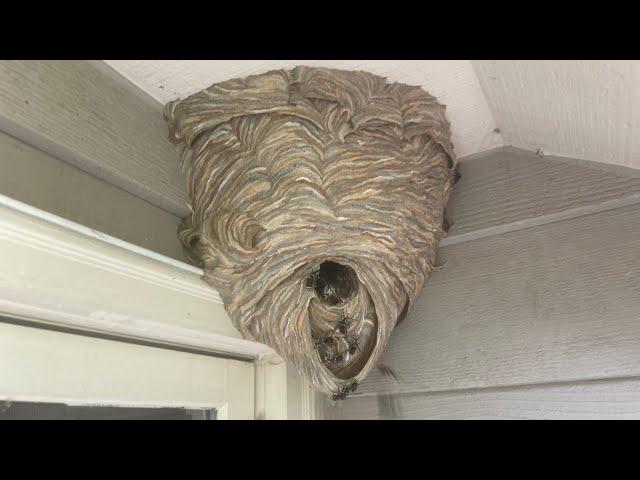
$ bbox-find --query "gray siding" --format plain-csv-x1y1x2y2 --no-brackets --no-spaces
0,130,186,261
323,147,640,419
0,60,186,216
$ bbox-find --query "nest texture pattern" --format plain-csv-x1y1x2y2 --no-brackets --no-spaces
164,67,456,398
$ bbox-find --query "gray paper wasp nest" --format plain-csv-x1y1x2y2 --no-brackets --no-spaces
164,67,456,399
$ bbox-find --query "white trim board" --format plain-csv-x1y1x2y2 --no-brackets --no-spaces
0,193,271,359
0,193,318,419
0,321,255,419
0,192,199,275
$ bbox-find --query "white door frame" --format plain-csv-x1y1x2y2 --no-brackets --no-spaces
0,321,255,419
0,193,316,419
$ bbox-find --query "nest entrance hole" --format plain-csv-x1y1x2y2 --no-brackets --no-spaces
312,261,359,305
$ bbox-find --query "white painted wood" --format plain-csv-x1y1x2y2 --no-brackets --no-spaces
0,194,308,419
0,193,272,359
285,366,320,420
254,352,288,420
473,60,640,169
354,203,640,397
0,129,186,261
104,60,504,159
0,60,187,216
323,377,640,420
253,352,318,420
0,322,254,419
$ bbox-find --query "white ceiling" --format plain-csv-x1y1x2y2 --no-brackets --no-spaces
104,60,503,159
105,60,640,168
473,60,640,169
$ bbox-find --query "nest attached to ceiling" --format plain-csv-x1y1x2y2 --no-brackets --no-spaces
164,66,456,399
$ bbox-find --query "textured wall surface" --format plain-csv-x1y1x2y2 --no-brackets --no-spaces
0,130,186,260
322,147,640,418
473,60,640,169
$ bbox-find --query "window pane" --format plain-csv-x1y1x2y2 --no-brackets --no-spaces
0,401,216,420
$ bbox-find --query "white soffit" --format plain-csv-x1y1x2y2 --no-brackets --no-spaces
473,60,640,169
104,60,504,159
